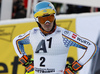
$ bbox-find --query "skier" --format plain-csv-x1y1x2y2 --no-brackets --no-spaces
13,1,98,74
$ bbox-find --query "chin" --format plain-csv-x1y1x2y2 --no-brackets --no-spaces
45,29,51,31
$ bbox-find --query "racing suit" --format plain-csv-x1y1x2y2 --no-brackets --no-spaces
13,26,97,74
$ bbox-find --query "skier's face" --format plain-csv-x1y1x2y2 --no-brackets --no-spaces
40,21,54,31
38,14,54,31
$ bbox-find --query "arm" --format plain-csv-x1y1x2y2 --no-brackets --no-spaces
69,32,97,65
13,31,30,58
13,30,34,73
62,29,98,74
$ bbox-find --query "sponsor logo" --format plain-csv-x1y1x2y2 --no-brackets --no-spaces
72,33,77,39
64,30,70,36
35,67,55,73
57,30,61,33
77,37,91,45
34,29,38,33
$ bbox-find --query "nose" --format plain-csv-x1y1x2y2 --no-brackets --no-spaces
45,21,50,25
45,22,50,26
45,20,50,24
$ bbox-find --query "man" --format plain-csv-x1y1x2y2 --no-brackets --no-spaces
13,1,98,74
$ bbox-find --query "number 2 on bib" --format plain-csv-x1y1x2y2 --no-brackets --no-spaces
40,57,45,67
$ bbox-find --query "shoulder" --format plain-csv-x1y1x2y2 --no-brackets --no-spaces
57,26,71,37
55,27,73,38
31,27,39,31
62,29,77,40
13,30,31,42
55,26,71,35
30,27,39,34
59,27,78,40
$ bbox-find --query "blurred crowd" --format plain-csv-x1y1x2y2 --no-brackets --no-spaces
55,3,91,15
11,0,100,19
12,0,27,19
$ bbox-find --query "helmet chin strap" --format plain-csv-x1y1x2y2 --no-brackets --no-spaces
36,20,57,35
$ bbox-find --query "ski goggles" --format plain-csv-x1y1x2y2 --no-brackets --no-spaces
38,14,55,24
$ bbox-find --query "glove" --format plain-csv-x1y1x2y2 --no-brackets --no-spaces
19,55,34,73
64,61,83,74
